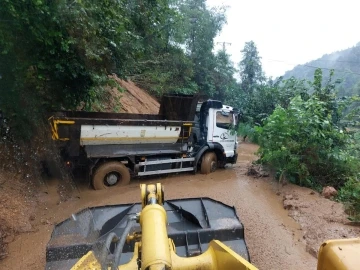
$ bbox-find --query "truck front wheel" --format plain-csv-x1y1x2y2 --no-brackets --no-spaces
200,152,217,174
92,161,130,190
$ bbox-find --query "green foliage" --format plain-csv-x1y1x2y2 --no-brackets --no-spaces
338,178,360,221
0,0,133,137
256,69,360,189
229,40,360,219
213,50,237,101
178,0,227,96
228,76,310,126
130,0,227,97
130,47,198,96
238,41,265,94
226,41,309,125
237,123,259,143
234,84,279,125
0,0,227,138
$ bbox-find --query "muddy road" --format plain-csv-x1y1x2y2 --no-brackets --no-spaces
1,142,358,269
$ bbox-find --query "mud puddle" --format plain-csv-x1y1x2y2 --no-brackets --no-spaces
1,142,346,270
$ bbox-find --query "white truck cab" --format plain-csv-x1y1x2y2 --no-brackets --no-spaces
207,105,237,158
193,100,239,169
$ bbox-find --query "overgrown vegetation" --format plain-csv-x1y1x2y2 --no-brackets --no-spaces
338,178,360,221
256,73,358,189
232,42,360,220
0,0,228,138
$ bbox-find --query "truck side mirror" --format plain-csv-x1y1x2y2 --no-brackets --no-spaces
232,109,241,128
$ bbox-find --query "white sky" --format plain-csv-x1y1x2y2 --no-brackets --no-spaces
207,0,360,78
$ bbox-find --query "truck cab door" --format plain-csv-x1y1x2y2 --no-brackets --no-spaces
209,109,237,157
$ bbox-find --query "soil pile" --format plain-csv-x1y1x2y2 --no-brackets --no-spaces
280,186,360,258
91,75,160,114
113,76,160,114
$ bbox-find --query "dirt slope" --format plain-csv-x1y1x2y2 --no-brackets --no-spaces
279,185,360,258
91,75,160,114
113,77,160,114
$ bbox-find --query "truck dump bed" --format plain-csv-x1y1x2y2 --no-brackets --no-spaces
45,197,249,269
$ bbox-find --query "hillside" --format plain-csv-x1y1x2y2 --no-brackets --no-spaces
87,76,160,114
114,78,160,114
283,43,360,96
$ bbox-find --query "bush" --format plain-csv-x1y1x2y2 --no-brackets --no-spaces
256,95,359,189
338,178,360,221
237,123,259,143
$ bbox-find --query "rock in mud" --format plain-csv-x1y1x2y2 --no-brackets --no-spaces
17,221,33,233
306,244,318,258
283,199,294,210
321,186,337,199
4,233,14,244
283,194,296,209
283,194,294,201
246,164,270,178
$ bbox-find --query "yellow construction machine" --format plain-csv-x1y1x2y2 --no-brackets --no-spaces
45,183,359,270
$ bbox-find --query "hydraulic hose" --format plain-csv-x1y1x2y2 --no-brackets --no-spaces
112,216,137,269
99,232,119,270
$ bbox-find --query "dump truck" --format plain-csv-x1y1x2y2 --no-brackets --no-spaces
49,95,239,190
45,183,360,269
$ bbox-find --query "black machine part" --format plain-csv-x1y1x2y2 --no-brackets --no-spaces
45,197,250,269
159,94,200,121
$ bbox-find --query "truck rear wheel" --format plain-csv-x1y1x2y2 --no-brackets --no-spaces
201,152,217,174
92,161,130,190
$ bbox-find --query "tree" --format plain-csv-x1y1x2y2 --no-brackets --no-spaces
0,0,228,138
238,41,265,94
213,50,237,101
176,0,226,96
122,0,199,95
0,0,137,136
0,0,193,137
123,0,227,96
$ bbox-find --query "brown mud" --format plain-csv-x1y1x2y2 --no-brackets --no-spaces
1,142,359,270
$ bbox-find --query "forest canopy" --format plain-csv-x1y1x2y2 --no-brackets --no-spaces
0,0,228,136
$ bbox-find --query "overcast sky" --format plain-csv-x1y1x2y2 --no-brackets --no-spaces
207,0,360,78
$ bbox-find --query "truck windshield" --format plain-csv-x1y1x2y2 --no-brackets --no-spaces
216,111,233,129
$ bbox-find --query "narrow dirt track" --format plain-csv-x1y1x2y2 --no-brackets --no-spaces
1,143,317,269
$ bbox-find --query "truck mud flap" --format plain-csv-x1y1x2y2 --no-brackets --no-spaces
45,198,250,269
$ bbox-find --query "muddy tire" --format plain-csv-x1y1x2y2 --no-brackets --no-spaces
200,152,217,174
92,161,130,190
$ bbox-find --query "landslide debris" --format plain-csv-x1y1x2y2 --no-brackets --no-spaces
90,75,160,114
